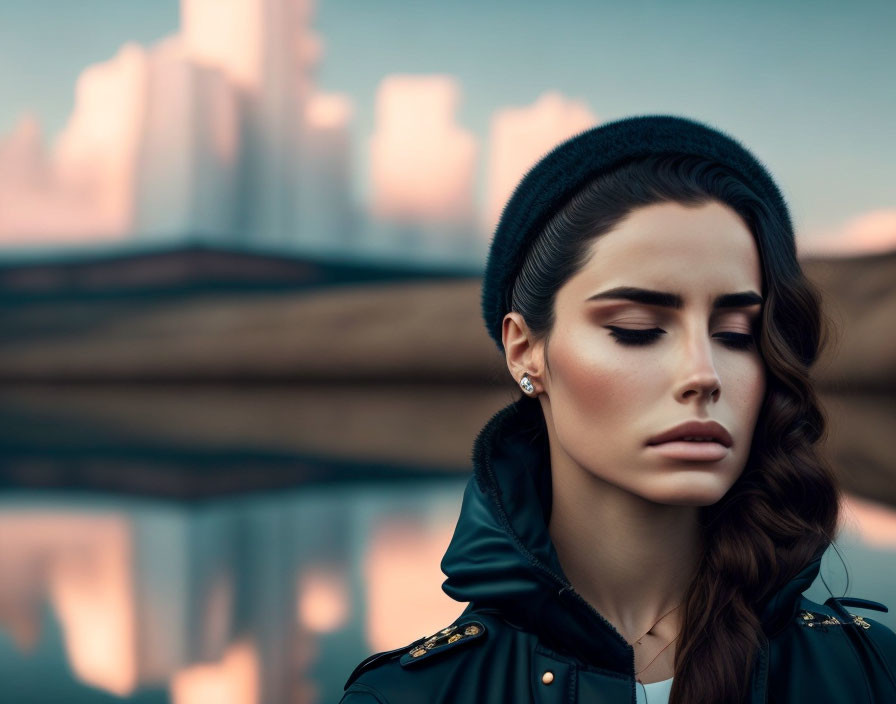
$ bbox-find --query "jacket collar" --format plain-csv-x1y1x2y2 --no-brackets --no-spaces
441,396,823,674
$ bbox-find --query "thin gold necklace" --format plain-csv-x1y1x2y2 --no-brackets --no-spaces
635,633,679,679
629,602,682,646
630,603,682,681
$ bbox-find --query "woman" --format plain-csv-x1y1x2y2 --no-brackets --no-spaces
340,116,896,703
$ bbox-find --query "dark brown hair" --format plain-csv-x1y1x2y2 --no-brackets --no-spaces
509,153,841,704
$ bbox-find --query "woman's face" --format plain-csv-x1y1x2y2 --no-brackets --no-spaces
533,200,766,506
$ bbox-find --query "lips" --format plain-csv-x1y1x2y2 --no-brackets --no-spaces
647,420,733,448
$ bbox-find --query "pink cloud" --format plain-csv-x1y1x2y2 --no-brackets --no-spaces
54,42,149,235
0,513,137,696
369,75,477,225
363,515,462,652
0,114,49,190
840,492,896,549
841,210,896,252
170,640,259,704
0,43,149,244
799,209,896,257
484,91,597,233
305,93,353,132
180,0,263,88
296,566,350,634
0,1,330,250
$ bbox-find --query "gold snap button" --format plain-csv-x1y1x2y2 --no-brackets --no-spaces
542,671,554,685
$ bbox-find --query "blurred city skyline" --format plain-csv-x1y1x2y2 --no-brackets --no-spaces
1,0,894,261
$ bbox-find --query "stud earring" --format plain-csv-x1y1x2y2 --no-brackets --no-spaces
519,374,535,395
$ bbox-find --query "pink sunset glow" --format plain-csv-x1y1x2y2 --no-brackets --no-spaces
369,75,477,225
838,210,896,254
54,42,148,237
181,0,263,87
362,515,462,652
296,566,350,634
0,0,325,249
484,91,597,232
0,0,892,264
306,93,353,132
0,512,137,696
170,639,260,704
840,493,896,549
0,42,149,243
801,209,896,257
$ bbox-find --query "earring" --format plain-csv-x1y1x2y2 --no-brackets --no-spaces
519,374,535,395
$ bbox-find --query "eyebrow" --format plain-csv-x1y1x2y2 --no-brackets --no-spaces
586,286,763,310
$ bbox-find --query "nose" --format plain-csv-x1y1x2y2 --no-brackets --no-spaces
675,327,721,403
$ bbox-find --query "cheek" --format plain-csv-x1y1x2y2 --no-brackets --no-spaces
729,355,766,410
547,327,647,421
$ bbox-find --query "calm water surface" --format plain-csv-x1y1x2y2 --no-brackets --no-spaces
1,483,894,703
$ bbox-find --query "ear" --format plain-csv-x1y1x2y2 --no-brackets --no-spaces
502,312,545,393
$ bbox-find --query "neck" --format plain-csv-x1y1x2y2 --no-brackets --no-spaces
547,446,703,643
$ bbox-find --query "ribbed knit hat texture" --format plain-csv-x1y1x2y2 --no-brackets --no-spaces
482,114,792,351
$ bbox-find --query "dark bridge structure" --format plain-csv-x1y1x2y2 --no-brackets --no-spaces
1,244,894,506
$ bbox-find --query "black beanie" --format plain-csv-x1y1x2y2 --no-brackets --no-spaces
482,114,792,351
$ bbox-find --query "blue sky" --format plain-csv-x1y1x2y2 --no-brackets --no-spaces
1,0,894,240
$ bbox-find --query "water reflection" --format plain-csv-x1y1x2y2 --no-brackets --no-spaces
298,567,349,635
170,641,259,704
1,485,894,703
0,512,136,695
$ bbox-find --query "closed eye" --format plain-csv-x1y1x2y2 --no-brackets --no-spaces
605,326,756,351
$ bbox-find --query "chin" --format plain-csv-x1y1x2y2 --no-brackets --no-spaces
640,480,736,507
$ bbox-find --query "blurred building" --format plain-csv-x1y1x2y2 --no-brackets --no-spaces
136,0,352,255
134,37,241,242
0,0,362,263
367,75,481,265
0,0,631,269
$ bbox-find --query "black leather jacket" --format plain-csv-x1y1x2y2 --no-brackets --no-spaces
341,397,896,703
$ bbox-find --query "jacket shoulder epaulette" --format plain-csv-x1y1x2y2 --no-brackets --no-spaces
398,619,486,668
343,618,488,690
796,595,896,696
796,595,889,632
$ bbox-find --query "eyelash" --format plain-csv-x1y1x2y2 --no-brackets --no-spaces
606,326,757,350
